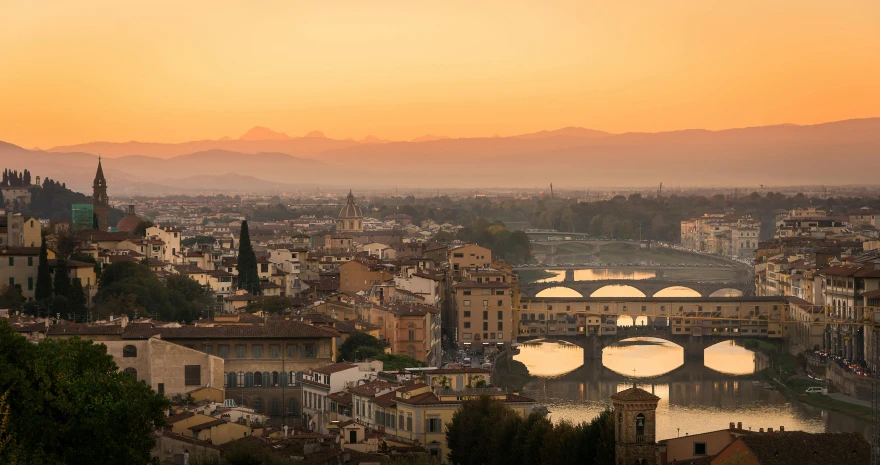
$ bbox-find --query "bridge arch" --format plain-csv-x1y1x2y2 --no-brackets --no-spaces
708,288,744,297
535,286,583,298
602,336,684,377
590,285,647,298
653,286,701,297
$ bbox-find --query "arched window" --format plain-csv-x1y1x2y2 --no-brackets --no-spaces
245,372,254,387
123,345,137,358
287,398,298,416
238,371,245,387
226,372,237,388
635,413,645,441
263,372,271,387
253,397,263,413
272,371,280,386
270,399,280,416
280,372,289,387
253,371,263,387
408,345,416,358
124,367,137,378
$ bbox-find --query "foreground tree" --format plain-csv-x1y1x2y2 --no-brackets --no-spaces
0,321,168,464
236,220,261,295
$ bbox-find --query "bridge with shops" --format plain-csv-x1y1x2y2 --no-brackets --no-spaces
518,279,751,298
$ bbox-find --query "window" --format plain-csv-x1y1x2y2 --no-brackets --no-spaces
497,300,503,307
123,345,137,357
287,398,298,416
482,300,488,307
464,322,471,328
462,332,472,340
463,290,471,295
406,414,413,431
123,367,137,378
236,345,247,358
269,345,280,359
218,345,229,359
303,344,317,358
463,300,471,307
463,311,471,318
226,372,236,388
253,371,263,387
427,418,442,433
635,413,646,442
27,277,33,291
252,345,263,358
253,397,264,413
408,330,415,341
497,322,503,331
497,311,503,320
693,442,707,456
287,344,298,358
483,322,488,331
497,332,504,339
184,365,201,386
483,311,488,320
495,290,504,295
28,257,33,266
8,257,13,266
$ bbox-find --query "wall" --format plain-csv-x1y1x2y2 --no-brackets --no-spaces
827,362,872,401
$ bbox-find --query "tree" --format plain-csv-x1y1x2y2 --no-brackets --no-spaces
133,220,154,237
97,262,172,320
92,293,143,320
68,278,86,317
34,238,52,300
182,235,216,247
0,285,24,310
165,274,213,322
339,332,386,361
236,220,261,295
52,259,70,299
0,321,168,465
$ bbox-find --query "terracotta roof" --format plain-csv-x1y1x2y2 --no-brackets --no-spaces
349,380,397,397
733,431,869,465
386,302,439,316
121,321,338,340
862,289,880,299
334,319,380,333
0,247,41,256
165,411,196,424
610,387,660,402
313,362,358,375
188,419,227,431
327,391,352,406
47,323,124,336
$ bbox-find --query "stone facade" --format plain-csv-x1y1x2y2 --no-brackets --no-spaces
611,387,660,465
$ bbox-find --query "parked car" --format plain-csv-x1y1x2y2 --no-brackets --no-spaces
805,387,827,395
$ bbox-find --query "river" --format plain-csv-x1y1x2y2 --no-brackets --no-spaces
512,276,872,440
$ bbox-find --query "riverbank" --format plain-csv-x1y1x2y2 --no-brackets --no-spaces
759,351,873,423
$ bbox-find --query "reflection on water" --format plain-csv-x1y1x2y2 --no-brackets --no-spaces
511,341,871,440
575,269,656,281
535,270,566,283
603,338,684,377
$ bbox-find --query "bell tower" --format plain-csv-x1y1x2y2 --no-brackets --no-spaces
611,386,660,465
93,156,109,231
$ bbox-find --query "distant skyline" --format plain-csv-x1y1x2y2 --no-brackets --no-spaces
2,1,879,148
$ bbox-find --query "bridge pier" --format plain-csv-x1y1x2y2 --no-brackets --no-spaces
564,269,575,282
583,334,605,360
675,336,706,363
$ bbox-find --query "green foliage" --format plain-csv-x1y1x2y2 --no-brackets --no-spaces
222,440,288,465
96,261,207,322
245,296,296,314
456,219,532,264
182,235,217,247
236,221,261,295
0,285,25,310
35,238,52,301
339,332,386,361
21,178,124,223
68,278,86,316
52,258,70,298
377,353,427,371
446,398,615,465
0,321,168,465
133,220,155,237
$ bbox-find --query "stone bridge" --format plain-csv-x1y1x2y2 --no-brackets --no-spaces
518,279,750,298
546,331,783,362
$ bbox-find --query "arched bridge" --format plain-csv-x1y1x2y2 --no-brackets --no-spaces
518,279,750,298
547,332,783,362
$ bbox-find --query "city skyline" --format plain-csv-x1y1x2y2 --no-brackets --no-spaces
2,0,879,148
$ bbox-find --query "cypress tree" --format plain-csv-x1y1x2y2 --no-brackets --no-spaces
53,258,70,299
236,220,261,295
69,278,86,319
35,238,53,300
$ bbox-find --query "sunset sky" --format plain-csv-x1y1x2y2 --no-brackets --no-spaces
2,0,878,148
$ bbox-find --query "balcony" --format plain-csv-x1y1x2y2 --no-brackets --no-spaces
636,435,647,444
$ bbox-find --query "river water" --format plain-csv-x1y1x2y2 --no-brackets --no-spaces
514,270,872,440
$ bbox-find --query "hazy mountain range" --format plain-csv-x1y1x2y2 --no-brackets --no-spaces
1,118,878,195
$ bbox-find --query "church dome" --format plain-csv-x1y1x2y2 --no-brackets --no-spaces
116,203,142,232
339,191,362,219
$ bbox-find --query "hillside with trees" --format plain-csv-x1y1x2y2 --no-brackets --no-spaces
2,169,124,223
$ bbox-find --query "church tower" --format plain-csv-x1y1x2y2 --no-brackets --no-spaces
93,157,109,231
611,386,660,465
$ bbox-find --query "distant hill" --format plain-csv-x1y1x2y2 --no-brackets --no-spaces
239,126,292,141
13,180,125,223
5,117,879,190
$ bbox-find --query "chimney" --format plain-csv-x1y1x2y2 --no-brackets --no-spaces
779,426,784,432
759,428,764,432
737,422,742,430
729,422,735,430
768,427,773,433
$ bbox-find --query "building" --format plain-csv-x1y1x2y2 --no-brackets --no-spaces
657,422,753,464
0,214,41,248
337,191,364,233
454,280,514,347
339,258,393,294
0,246,55,300
448,244,492,277
710,431,869,465
93,158,109,231
301,361,381,433
611,386,660,465
116,200,142,233
680,214,760,259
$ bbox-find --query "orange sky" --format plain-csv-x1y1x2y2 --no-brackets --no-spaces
2,0,879,148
